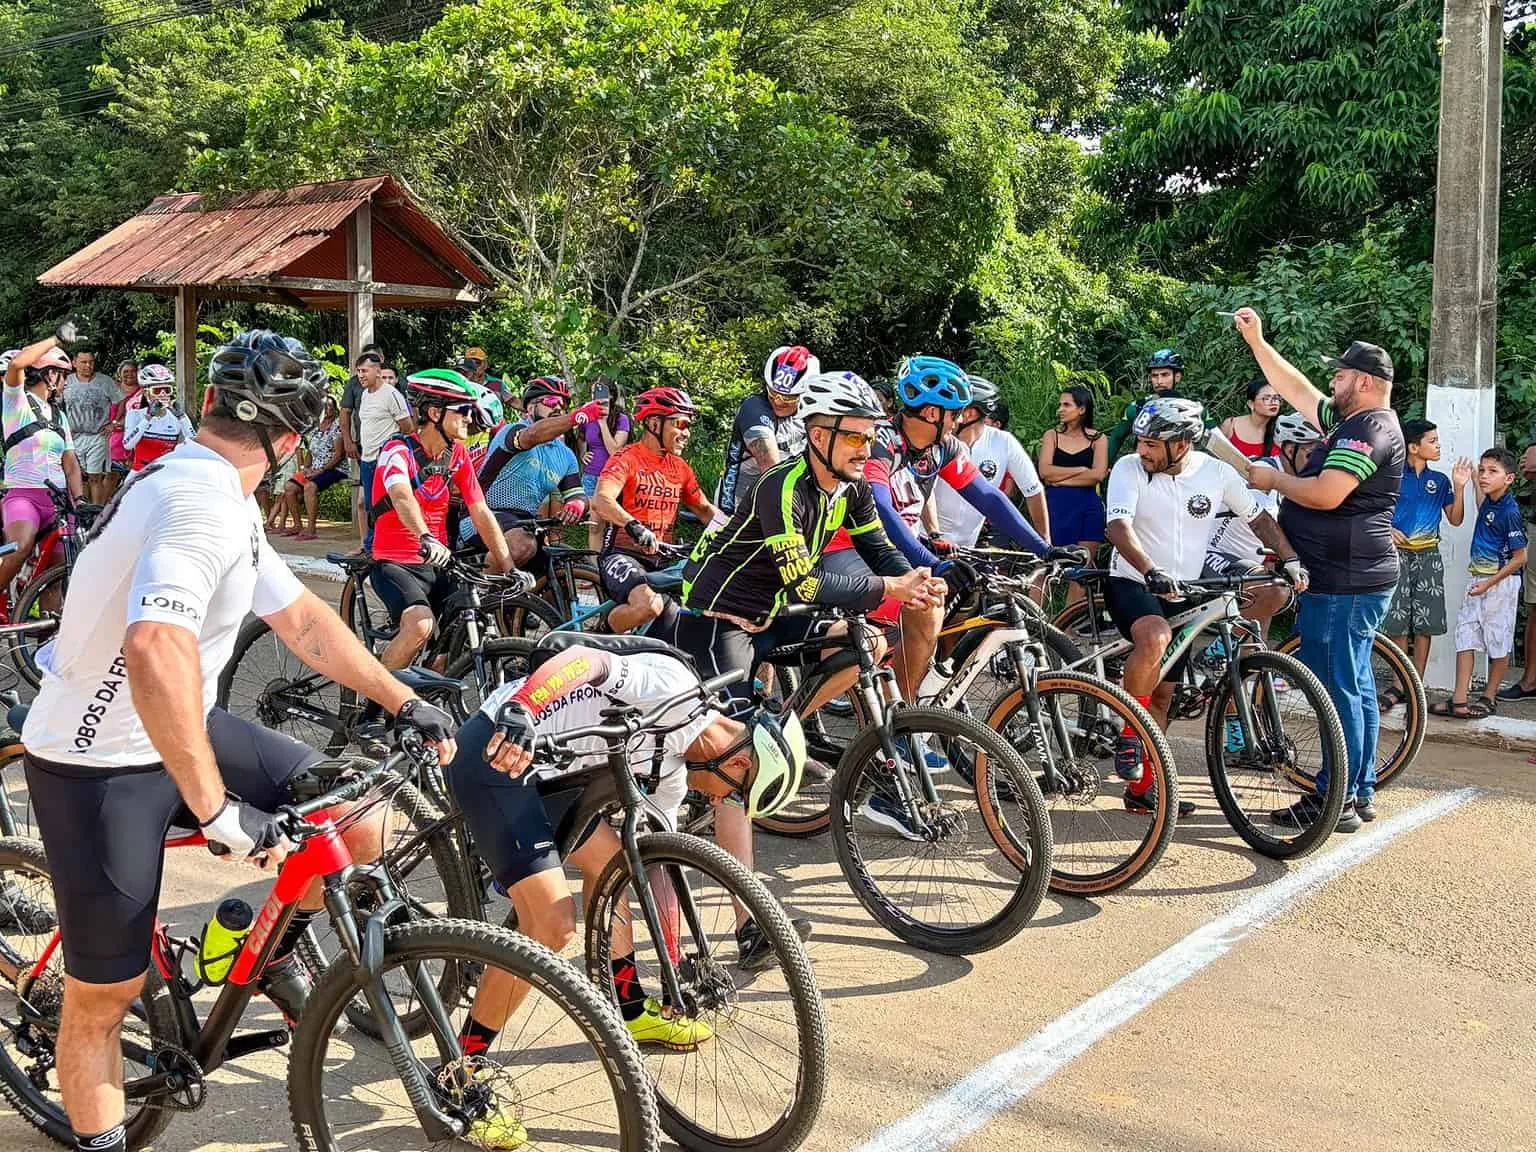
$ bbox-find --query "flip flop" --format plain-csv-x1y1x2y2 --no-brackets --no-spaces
1377,687,1404,712
1476,696,1498,716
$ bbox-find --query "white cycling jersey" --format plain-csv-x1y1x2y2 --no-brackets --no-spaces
1208,457,1281,564
480,650,719,823
1105,450,1259,583
23,440,305,767
934,426,1043,548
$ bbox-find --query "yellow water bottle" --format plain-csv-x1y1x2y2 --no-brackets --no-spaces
196,898,254,985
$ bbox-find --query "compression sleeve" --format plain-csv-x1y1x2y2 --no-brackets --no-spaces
557,469,584,504
871,482,942,567
507,646,614,717
954,476,1047,554
122,408,145,450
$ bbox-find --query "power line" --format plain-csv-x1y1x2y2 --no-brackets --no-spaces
0,0,223,61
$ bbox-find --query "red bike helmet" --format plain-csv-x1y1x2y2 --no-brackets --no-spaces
634,386,698,422
521,375,572,409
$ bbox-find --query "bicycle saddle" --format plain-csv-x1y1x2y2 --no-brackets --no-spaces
645,569,685,593
326,552,376,573
537,631,682,660
393,666,463,694
6,703,28,733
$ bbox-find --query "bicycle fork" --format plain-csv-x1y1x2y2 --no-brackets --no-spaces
322,868,469,1142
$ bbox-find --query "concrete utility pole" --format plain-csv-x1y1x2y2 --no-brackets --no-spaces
1424,0,1504,690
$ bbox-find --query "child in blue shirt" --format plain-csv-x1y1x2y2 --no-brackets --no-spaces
1439,448,1528,718
1383,420,1470,695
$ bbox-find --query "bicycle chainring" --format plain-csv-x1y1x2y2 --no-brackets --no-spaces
147,1044,206,1112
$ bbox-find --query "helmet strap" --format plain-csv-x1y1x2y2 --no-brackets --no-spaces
642,416,666,446
956,411,985,437
807,417,842,478
691,741,752,799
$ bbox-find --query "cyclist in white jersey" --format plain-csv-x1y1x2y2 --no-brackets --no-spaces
1102,398,1305,814
20,330,458,1152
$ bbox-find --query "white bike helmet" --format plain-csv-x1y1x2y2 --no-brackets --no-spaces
796,370,883,421
1275,412,1322,445
764,345,821,398
139,363,175,393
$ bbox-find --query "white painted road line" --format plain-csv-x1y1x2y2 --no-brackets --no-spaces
854,786,1482,1152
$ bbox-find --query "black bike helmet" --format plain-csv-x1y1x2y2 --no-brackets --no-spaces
207,330,329,435
963,374,999,416
1131,396,1205,442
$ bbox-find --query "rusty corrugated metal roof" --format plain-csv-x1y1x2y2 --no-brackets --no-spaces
38,176,493,300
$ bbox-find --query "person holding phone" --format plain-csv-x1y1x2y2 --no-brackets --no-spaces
579,380,631,551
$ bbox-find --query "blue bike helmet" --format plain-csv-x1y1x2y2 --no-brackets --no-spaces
894,356,970,411
1146,348,1184,373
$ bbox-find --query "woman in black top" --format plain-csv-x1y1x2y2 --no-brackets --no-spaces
1039,386,1109,602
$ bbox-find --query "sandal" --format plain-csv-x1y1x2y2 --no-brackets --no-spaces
1476,695,1498,717
1430,699,1478,719
1377,687,1405,712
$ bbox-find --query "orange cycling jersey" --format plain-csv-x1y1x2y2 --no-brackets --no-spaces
598,442,705,548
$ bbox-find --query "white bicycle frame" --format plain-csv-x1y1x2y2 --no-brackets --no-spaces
924,624,1040,710
1062,589,1252,679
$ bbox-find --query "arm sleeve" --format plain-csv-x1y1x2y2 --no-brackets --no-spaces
872,480,942,567
179,414,195,441
954,476,1047,553
122,408,145,449
477,424,520,488
1006,435,1043,498
846,482,913,578
126,494,245,634
1440,474,1456,509
1104,456,1140,524
1221,462,1262,523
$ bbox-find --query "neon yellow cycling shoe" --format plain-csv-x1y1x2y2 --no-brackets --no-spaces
626,998,714,1051
466,1103,529,1151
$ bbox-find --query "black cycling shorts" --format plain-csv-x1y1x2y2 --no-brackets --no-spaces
599,549,667,603
23,709,322,985
369,561,471,626
446,712,613,890
658,610,826,715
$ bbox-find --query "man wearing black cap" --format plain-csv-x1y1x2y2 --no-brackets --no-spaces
1236,308,1404,833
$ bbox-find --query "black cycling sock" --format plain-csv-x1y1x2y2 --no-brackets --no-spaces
75,1124,126,1152
458,1016,500,1058
611,954,646,1021
273,907,319,961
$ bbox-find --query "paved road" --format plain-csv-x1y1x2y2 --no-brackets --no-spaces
1,726,1528,1152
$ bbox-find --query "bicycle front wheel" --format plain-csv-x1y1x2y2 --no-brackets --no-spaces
289,918,658,1152
1275,632,1425,791
585,830,827,1152
830,706,1052,953
987,670,1179,896
10,565,65,690
1205,649,1348,858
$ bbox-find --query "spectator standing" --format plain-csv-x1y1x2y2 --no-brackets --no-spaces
1039,386,1107,602
1436,449,1528,717
355,350,414,548
1497,434,1536,701
1237,311,1404,831
1382,419,1471,689
1219,378,1283,460
104,360,140,498
338,343,385,541
579,380,631,551
62,349,120,504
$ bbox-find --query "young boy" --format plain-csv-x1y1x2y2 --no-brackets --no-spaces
1441,448,1528,717
1382,419,1471,689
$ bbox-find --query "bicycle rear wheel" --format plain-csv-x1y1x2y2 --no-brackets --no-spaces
218,617,349,754
0,838,181,1150
1275,632,1425,791
585,831,827,1152
1205,650,1349,858
830,706,1052,953
986,670,1179,896
289,918,658,1152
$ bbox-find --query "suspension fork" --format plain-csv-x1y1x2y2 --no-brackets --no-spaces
610,754,690,1011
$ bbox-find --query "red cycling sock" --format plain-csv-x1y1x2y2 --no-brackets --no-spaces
1120,696,1153,738
1125,695,1155,795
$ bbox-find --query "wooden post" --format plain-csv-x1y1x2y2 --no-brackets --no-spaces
174,286,198,412
346,201,375,363
1423,0,1504,690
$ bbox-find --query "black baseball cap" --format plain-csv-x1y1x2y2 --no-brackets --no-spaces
1322,341,1393,382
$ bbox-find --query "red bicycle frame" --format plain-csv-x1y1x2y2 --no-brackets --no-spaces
23,809,355,1076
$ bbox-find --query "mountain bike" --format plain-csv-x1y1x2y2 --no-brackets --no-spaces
1056,569,1349,859
5,486,99,688
0,739,658,1152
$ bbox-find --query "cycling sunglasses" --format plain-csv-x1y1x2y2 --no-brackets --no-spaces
830,427,877,448
670,417,692,431
444,402,478,418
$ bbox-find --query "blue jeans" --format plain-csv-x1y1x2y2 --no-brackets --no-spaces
358,459,377,550
1295,587,1393,805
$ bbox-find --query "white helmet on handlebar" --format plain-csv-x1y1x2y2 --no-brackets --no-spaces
1275,412,1322,445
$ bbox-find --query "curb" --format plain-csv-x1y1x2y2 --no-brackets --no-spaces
279,552,344,584
1383,706,1536,754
